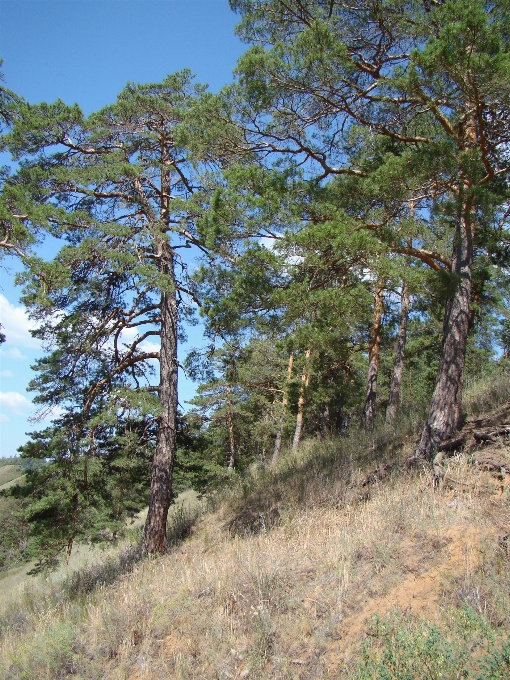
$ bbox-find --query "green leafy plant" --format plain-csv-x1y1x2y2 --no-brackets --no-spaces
354,608,510,680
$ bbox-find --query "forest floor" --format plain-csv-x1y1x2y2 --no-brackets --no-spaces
1,377,510,679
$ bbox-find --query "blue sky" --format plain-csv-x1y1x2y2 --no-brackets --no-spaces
0,0,246,458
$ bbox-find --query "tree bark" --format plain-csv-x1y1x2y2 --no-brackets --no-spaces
226,383,236,470
361,285,384,430
292,348,311,453
321,404,330,439
414,191,473,459
385,280,410,425
272,351,294,465
142,242,178,554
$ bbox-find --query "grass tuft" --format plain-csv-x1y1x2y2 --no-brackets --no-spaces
463,364,510,417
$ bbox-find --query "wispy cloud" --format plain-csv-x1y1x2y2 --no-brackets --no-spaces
0,391,34,416
0,370,14,378
140,340,161,354
0,347,28,361
0,295,41,349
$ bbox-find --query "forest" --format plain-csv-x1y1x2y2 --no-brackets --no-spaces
1,0,510,571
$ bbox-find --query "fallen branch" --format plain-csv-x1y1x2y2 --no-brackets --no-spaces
474,427,510,442
437,436,466,452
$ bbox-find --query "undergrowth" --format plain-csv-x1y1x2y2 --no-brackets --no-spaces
0,370,510,678
222,410,424,537
356,608,510,680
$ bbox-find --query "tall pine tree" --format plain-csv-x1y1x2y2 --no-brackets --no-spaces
4,72,237,556
228,0,510,457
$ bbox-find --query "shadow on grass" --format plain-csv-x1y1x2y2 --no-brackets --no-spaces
224,412,425,537
0,499,203,637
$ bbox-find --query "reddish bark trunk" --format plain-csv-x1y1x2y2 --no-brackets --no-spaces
361,285,384,430
142,240,178,555
226,383,236,470
272,351,294,465
386,280,410,425
292,348,311,453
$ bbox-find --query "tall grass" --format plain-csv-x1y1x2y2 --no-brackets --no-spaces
463,363,510,417
221,409,424,537
1,372,509,678
0,492,203,638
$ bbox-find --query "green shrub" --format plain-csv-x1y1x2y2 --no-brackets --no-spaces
354,608,510,680
166,502,200,545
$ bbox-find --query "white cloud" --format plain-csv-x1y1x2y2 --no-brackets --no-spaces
0,370,13,378
0,413,9,422
119,326,138,343
0,391,34,416
0,295,41,349
259,235,279,251
0,346,28,361
140,340,161,354
259,235,303,266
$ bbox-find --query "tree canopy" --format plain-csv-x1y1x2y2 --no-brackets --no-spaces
1,0,510,567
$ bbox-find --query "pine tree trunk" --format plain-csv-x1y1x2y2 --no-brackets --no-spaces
272,422,285,466
321,404,330,439
335,394,346,434
142,241,178,555
361,285,384,430
292,348,311,453
272,351,294,465
414,193,473,459
386,280,410,425
226,383,236,470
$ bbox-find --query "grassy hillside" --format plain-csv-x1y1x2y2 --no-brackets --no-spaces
1,374,510,678
0,456,45,492
0,464,24,490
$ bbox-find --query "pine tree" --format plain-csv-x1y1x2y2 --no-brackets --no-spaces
229,0,510,456
3,71,236,556
385,279,410,425
361,283,385,430
14,409,154,571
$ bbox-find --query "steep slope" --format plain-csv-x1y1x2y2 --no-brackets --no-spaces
1,399,510,678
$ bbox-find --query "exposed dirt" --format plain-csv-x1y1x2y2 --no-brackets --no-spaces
325,524,485,670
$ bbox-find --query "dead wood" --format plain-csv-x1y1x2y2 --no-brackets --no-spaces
360,463,394,487
413,400,510,479
474,428,510,442
437,436,467,452
472,452,508,475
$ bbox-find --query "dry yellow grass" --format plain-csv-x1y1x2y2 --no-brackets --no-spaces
1,397,510,679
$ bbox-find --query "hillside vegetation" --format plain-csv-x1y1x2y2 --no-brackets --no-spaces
2,0,510,567
1,372,510,679
0,458,46,573
0,463,24,490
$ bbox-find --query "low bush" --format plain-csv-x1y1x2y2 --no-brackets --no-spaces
355,608,510,680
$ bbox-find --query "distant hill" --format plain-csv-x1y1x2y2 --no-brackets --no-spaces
0,457,45,490
0,463,24,490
